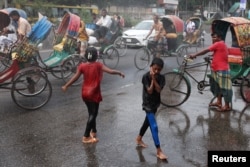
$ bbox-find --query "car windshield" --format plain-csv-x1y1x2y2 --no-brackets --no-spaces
134,21,153,30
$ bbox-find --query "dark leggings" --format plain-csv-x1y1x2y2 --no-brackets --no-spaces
139,110,160,148
84,101,99,137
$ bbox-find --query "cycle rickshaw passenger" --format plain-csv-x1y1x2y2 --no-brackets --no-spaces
88,17,122,47
0,8,28,72
93,8,112,43
183,16,203,45
0,10,13,55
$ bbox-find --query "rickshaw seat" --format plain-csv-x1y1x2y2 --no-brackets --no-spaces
228,47,243,64
44,50,69,67
53,37,67,52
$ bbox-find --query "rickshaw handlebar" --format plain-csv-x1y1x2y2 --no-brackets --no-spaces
184,55,212,63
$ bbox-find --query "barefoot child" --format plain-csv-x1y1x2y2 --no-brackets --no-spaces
136,57,167,160
62,47,125,143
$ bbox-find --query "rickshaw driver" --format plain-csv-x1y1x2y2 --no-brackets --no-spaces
188,32,233,112
145,14,166,57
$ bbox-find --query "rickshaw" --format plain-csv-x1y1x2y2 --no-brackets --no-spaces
134,15,184,70
191,16,204,47
175,16,205,65
0,8,34,72
182,16,204,46
34,11,81,84
0,13,52,110
57,16,121,86
85,19,120,69
160,17,250,107
213,17,250,103
0,8,27,72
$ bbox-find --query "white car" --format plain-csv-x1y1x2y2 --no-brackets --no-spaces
122,20,155,47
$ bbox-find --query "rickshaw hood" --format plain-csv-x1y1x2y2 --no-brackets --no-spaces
220,17,250,25
0,10,10,30
212,17,250,47
160,15,184,33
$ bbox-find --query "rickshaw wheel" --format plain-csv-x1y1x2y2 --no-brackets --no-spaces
134,47,150,70
62,54,85,86
240,72,250,103
161,72,191,107
113,36,127,57
176,45,188,66
49,51,64,79
11,67,52,110
2,58,13,68
0,51,14,72
60,57,76,80
102,46,119,69
0,58,7,72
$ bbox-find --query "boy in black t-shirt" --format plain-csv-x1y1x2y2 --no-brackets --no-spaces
136,57,167,160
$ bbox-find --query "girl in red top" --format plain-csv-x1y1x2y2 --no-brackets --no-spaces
62,47,125,143
189,32,232,112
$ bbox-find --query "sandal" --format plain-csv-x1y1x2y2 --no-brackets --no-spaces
82,137,99,144
209,102,222,108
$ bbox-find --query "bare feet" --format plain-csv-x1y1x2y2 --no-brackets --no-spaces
209,101,222,108
157,150,168,160
136,137,148,148
90,132,97,138
219,105,231,112
82,137,99,144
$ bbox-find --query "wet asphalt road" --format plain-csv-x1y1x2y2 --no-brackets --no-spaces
1,32,250,167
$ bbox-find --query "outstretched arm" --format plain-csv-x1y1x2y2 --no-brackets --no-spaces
62,69,81,92
102,65,125,78
189,48,210,59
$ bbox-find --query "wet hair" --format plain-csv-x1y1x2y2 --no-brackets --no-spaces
9,10,20,17
84,47,98,62
150,57,164,68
